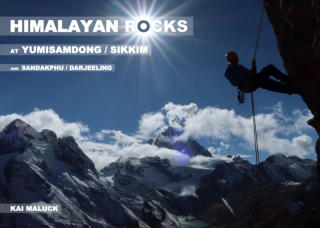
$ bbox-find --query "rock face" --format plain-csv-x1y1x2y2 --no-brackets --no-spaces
263,0,320,173
0,119,170,227
197,155,317,227
0,119,38,154
0,119,317,227
102,153,316,227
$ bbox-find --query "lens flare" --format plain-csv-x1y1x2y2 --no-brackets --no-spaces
109,0,196,71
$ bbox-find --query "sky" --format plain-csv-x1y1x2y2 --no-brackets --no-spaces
0,0,317,167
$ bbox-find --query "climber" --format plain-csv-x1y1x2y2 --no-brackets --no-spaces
224,51,294,102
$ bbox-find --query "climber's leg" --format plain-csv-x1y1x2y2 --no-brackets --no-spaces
258,64,288,82
256,77,293,94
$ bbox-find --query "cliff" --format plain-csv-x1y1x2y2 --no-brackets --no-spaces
263,0,320,174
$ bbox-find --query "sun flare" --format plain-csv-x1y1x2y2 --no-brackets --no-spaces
109,0,196,75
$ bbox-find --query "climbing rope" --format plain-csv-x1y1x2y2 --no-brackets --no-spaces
251,5,265,227
251,94,260,165
253,4,266,61
251,4,265,167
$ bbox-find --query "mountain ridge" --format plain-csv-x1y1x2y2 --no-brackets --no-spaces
0,119,317,227
149,127,212,158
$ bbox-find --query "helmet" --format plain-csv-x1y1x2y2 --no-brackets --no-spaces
225,51,238,63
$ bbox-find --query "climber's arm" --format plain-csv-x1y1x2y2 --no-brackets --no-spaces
251,58,257,74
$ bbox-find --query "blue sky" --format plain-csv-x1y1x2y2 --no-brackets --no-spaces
0,0,317,165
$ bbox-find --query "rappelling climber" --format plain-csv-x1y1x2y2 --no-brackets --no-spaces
224,51,295,103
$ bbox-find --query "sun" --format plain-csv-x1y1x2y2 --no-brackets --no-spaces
127,14,156,43
110,0,194,41
109,0,196,74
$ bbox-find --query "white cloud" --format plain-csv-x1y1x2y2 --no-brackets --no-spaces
138,112,165,138
0,102,315,170
292,109,313,133
177,104,314,157
95,130,141,145
81,141,189,169
0,109,188,169
292,135,314,157
207,146,216,154
88,102,313,162
207,142,230,155
163,102,198,129
182,107,246,140
0,109,89,141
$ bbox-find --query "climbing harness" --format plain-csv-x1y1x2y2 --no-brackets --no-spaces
237,89,245,104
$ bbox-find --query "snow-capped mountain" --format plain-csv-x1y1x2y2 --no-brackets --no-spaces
0,119,178,227
0,120,317,227
149,127,212,158
195,155,316,227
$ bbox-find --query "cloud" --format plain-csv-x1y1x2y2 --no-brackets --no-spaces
0,102,315,170
95,130,141,145
138,112,166,138
142,102,314,158
0,109,187,169
292,135,314,156
292,109,313,133
177,104,314,157
81,141,189,169
0,109,89,141
207,142,230,155
163,102,198,129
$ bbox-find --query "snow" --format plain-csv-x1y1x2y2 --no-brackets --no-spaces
0,120,148,227
262,154,315,182
282,181,300,186
221,197,235,215
179,186,197,197
0,119,40,150
101,155,230,198
0,119,316,228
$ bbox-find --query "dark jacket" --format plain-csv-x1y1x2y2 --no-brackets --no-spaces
224,64,250,88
